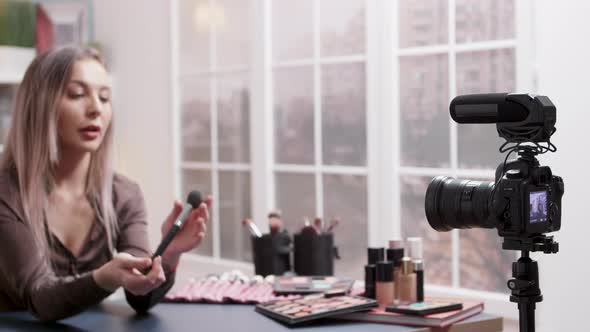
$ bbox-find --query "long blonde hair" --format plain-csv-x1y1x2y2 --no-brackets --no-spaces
0,46,118,256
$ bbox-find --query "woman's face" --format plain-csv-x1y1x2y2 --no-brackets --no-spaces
57,59,112,154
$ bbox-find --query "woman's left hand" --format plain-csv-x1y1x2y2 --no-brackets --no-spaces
159,196,212,269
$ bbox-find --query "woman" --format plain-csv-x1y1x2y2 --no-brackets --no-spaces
0,47,210,321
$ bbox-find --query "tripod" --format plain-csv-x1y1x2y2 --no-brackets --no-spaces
503,236,558,332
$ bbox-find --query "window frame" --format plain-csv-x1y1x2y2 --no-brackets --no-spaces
171,0,535,319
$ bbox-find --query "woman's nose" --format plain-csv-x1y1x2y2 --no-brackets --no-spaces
87,94,103,116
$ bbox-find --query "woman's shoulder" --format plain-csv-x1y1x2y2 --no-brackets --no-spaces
0,168,25,222
112,173,144,207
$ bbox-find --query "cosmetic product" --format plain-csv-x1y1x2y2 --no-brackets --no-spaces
407,237,424,301
313,217,323,234
368,247,385,265
242,219,262,238
414,260,424,302
388,239,404,249
376,261,394,306
326,217,340,233
387,247,404,301
407,237,423,260
152,191,202,259
273,276,354,294
364,264,376,299
398,257,417,303
301,217,318,236
256,294,377,326
268,210,283,234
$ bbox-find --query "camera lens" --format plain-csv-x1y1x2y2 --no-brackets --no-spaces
424,176,496,231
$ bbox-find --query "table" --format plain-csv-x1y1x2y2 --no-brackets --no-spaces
0,300,503,332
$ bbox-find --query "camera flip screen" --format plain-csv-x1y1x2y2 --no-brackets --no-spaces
529,191,548,224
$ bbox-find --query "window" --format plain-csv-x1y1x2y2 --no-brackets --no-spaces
272,0,368,279
176,0,253,261
397,0,516,292
173,0,527,298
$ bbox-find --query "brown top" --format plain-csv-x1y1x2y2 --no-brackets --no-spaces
0,169,175,321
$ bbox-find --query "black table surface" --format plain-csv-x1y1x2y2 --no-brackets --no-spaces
0,300,501,332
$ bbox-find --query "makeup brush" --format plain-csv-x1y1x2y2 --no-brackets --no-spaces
268,210,283,234
242,218,262,238
313,217,323,234
327,217,340,233
301,217,318,236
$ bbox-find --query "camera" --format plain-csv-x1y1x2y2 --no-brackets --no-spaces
424,93,564,253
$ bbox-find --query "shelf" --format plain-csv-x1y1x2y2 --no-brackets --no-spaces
0,46,36,84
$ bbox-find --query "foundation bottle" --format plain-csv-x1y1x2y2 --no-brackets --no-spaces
388,248,404,301
375,261,394,307
398,257,417,303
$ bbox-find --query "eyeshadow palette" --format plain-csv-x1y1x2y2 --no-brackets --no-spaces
256,294,378,325
273,276,355,294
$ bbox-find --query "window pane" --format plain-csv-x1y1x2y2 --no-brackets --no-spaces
275,173,316,235
322,63,366,166
274,66,315,165
219,171,252,262
217,73,250,163
181,77,211,162
0,86,14,145
181,170,213,256
272,0,313,62
456,49,515,169
399,0,448,48
179,0,210,72
460,228,513,293
455,0,515,43
217,0,251,67
399,54,449,168
320,0,365,57
401,176,452,286
323,174,367,280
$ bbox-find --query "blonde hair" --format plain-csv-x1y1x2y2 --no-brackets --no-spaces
0,46,118,256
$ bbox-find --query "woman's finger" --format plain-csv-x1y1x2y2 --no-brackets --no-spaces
146,257,165,286
117,254,151,270
163,201,183,227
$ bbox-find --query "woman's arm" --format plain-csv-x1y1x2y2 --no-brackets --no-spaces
0,205,112,321
114,179,177,313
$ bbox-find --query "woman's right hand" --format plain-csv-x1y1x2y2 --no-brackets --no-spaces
92,252,166,295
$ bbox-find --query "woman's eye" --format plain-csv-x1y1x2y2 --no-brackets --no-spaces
68,92,84,99
99,96,110,103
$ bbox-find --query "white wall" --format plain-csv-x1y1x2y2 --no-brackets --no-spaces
534,1,590,331
92,1,590,329
92,0,231,282
92,1,174,249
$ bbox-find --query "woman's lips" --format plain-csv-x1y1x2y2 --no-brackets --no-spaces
79,126,101,140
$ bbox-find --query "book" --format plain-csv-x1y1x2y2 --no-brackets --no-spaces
386,300,463,316
334,298,484,328
256,294,378,325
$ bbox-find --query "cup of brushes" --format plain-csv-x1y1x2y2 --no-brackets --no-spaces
243,212,341,277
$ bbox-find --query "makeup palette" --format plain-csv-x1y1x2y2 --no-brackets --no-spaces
256,294,378,325
273,276,354,294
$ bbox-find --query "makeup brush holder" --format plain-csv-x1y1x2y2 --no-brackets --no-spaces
293,233,339,276
251,231,291,277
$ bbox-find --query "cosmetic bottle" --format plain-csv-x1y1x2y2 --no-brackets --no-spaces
407,237,423,261
398,257,417,303
376,261,394,306
413,260,424,302
407,237,424,302
387,247,404,301
364,264,376,299
368,247,384,265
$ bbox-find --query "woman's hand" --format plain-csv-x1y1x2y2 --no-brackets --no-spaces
92,253,166,295
159,196,212,268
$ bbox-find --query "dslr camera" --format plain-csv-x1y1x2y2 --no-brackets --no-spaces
424,93,564,253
